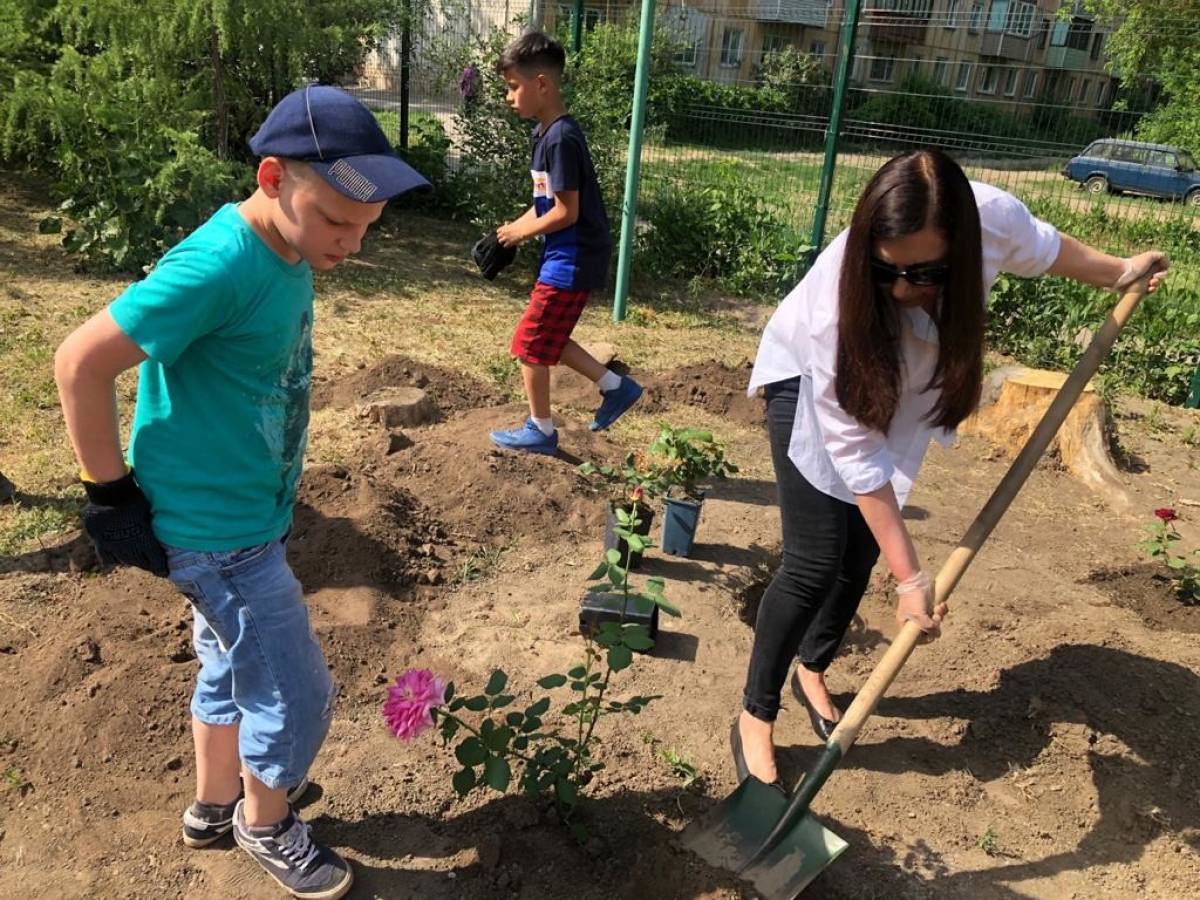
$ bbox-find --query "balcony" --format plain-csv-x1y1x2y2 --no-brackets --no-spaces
1044,45,1090,70
865,11,929,44
979,31,1034,62
751,0,829,27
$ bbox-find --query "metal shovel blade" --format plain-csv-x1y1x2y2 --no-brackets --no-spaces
679,777,848,899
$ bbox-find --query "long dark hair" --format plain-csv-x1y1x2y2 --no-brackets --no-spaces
836,149,984,434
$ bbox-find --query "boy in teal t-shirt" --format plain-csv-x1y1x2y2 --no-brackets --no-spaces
54,86,429,900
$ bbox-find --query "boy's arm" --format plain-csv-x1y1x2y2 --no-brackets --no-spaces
497,191,579,246
55,309,147,482
55,310,168,577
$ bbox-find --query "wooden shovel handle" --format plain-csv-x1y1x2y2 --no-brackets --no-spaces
827,275,1157,756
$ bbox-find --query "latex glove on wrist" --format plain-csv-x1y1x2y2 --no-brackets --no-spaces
894,570,948,641
1112,251,1169,294
81,469,169,577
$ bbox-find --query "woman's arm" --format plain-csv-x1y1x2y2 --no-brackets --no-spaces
1046,234,1168,293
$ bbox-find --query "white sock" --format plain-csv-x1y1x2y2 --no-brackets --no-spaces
531,415,555,436
596,370,621,393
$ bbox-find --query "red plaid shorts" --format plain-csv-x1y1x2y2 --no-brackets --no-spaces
510,281,590,366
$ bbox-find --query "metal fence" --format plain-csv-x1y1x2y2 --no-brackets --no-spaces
352,0,1200,294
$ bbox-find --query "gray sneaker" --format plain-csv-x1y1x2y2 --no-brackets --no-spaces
233,800,353,900
182,777,311,848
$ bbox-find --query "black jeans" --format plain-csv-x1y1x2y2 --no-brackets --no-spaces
742,377,881,722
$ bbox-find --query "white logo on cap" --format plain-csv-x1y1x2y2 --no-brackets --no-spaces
329,159,377,202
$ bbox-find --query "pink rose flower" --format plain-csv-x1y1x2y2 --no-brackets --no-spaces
383,669,447,740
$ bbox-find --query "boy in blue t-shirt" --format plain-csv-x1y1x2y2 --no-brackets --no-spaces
490,32,642,455
54,86,429,900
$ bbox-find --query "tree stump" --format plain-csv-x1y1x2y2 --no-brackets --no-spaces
549,341,617,406
357,387,438,428
960,366,1129,509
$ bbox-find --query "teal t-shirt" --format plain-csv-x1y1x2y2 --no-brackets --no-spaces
109,203,314,551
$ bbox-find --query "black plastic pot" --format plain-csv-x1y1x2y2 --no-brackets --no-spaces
578,590,659,647
603,501,654,569
661,495,703,557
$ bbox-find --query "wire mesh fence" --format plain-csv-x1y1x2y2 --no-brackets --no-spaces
349,0,1200,328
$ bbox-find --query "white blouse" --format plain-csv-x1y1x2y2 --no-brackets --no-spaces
748,182,1062,507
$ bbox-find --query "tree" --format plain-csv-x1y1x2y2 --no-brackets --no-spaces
1087,0,1200,151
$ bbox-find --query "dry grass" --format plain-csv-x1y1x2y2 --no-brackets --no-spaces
0,171,772,554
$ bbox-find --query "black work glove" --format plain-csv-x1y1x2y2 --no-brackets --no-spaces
81,470,169,577
472,230,517,281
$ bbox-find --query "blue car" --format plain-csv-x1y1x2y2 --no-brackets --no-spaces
1063,139,1200,206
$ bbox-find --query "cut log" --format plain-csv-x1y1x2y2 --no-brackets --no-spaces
357,387,438,428
960,366,1129,509
549,341,618,407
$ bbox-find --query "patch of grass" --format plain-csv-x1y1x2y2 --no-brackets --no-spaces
0,498,80,556
657,746,701,788
1,765,31,794
453,544,510,586
975,825,1001,856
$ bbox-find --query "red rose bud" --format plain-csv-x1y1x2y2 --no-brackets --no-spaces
1154,508,1178,522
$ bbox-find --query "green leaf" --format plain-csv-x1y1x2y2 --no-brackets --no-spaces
448,697,466,712
626,534,646,553
38,216,62,235
484,755,512,792
605,548,622,565
622,627,656,651
645,577,665,596
440,717,460,743
568,666,587,679
555,777,578,809
455,737,488,767
521,716,542,733
653,597,682,618
484,670,508,696
483,726,514,752
490,694,516,709
506,712,524,727
526,697,551,717
453,767,476,796
615,508,631,525
608,565,626,587
608,644,633,672
464,695,489,712
444,682,455,702
587,561,609,580
537,673,567,689
513,735,530,751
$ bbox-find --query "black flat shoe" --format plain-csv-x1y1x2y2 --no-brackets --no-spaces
790,669,840,742
729,718,787,793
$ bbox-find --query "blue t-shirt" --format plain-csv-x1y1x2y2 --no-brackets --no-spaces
109,204,314,551
530,115,611,292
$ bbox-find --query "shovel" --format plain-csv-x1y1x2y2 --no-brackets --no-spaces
680,272,1162,898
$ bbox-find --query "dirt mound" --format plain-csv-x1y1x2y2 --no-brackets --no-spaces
1085,564,1200,633
374,404,616,546
312,354,502,414
292,465,455,591
642,360,764,427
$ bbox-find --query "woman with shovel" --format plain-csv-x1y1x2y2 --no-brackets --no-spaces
734,148,1167,787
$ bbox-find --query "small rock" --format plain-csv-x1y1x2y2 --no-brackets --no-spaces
168,640,195,664
76,639,102,665
164,756,183,772
72,757,82,769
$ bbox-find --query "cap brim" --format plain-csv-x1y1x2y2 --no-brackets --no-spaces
309,153,432,203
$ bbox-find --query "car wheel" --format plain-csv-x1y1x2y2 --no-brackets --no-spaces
1188,189,1200,208
1085,175,1108,195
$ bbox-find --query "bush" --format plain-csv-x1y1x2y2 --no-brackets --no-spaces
637,163,811,296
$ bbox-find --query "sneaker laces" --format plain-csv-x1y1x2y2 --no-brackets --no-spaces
277,817,321,872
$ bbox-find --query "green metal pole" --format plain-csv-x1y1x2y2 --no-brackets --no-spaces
571,0,584,52
809,0,863,255
612,0,656,323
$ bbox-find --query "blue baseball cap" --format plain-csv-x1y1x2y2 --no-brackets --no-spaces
249,85,431,202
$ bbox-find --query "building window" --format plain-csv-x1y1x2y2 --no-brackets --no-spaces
979,65,999,94
1036,16,1050,49
720,28,744,67
909,55,923,77
1023,70,1038,98
1007,1,1034,37
945,0,961,28
869,52,896,82
933,56,951,85
1090,31,1104,61
1079,79,1089,103
968,2,984,33
811,40,826,59
1064,76,1075,100
763,34,792,55
675,39,699,67
956,61,973,91
1004,67,1018,95
986,0,1007,32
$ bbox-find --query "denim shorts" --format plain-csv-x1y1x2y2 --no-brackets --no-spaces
166,535,335,791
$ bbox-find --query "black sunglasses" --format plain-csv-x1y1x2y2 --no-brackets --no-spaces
870,258,950,287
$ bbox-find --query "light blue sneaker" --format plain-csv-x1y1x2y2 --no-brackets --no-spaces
590,376,643,431
490,418,559,455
